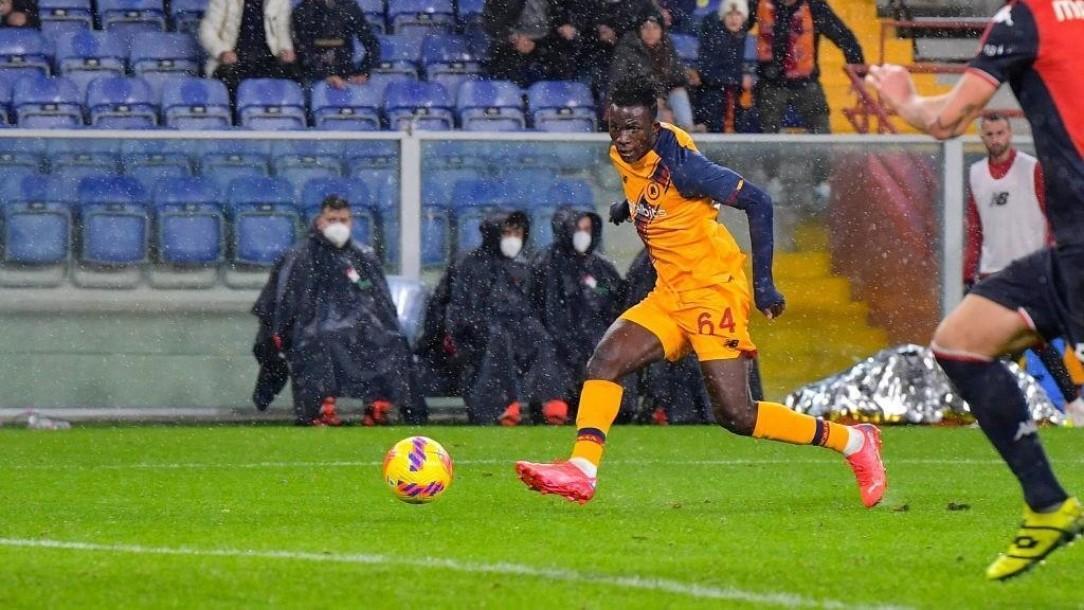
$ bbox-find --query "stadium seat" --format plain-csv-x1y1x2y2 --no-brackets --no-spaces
671,34,698,65
169,0,207,34
49,140,122,182
373,34,423,78
77,175,150,266
0,30,51,82
152,177,224,265
450,178,518,252
39,0,94,35
54,31,127,96
455,0,484,31
129,33,200,80
422,34,481,98
12,75,81,128
0,142,43,174
365,71,415,102
0,173,72,266
529,179,595,248
300,177,378,248
201,144,271,191
457,80,524,131
123,140,193,192
97,0,167,39
86,76,158,128
226,176,298,266
272,142,343,192
160,76,230,129
310,81,382,130
422,141,489,170
236,78,306,130
389,0,453,36
383,80,453,130
355,0,386,34
527,80,596,132
0,77,12,124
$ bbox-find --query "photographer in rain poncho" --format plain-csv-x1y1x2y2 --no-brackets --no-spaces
251,196,426,426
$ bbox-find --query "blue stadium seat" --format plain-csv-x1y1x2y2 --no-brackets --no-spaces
450,178,519,252
365,71,415,102
49,140,121,181
236,78,306,130
170,0,207,35
373,34,423,78
527,80,596,132
0,77,12,124
529,179,595,248
0,173,72,265
0,30,51,82
423,167,475,207
201,144,271,191
12,75,81,128
355,0,386,34
384,80,453,130
39,0,93,35
77,175,150,265
272,142,343,192
227,176,298,266
310,81,382,130
671,34,698,65
0,142,43,174
422,34,481,97
98,0,167,39
153,177,223,265
300,177,378,247
129,33,200,79
389,0,453,36
86,76,158,128
54,31,126,96
123,140,193,192
455,0,484,31
457,79,524,131
161,76,230,129
421,141,489,170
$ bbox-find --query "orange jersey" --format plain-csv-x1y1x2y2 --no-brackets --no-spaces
610,123,747,292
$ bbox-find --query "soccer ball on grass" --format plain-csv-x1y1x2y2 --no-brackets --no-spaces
382,436,454,504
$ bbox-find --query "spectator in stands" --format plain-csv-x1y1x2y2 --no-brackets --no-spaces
610,10,696,130
251,195,426,427
482,0,582,87
693,0,757,133
199,0,297,99
0,0,38,28
442,209,571,425
291,0,379,88
528,206,637,418
579,0,655,96
750,0,863,133
655,0,695,33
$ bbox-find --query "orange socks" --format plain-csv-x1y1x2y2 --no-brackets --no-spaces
752,402,852,454
569,380,624,469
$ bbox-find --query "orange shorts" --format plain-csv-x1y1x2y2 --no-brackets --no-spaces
620,272,755,362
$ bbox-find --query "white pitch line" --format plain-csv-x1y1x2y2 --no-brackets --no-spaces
2,457,1078,471
0,537,909,610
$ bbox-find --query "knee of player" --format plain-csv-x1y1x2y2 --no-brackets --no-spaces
712,399,756,436
584,349,623,382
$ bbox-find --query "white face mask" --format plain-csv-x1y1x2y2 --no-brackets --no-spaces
322,222,351,248
500,235,523,259
572,230,592,254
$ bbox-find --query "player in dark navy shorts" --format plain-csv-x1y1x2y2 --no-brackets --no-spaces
866,0,1084,580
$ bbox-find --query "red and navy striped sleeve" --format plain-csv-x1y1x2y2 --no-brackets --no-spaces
967,2,1039,86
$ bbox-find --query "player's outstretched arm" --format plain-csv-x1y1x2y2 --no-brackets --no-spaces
866,66,997,140
669,150,785,319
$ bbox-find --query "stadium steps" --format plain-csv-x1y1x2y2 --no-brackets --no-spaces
819,0,949,133
751,223,888,399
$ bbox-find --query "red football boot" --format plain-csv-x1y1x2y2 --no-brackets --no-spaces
362,400,392,426
541,400,569,425
845,423,887,508
515,460,596,504
499,402,522,427
316,397,343,426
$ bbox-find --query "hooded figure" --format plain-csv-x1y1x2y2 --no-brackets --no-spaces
529,206,637,414
251,196,426,426
443,209,571,425
624,248,766,424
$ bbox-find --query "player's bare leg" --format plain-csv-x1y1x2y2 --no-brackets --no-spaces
515,320,663,503
932,295,1083,580
700,357,887,508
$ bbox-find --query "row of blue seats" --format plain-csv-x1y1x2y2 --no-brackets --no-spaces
0,173,598,271
35,0,486,36
1,74,597,131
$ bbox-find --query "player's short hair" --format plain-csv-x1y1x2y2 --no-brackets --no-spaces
609,77,658,118
321,195,350,212
980,112,1010,127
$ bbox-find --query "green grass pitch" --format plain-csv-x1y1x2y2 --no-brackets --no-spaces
2,425,1083,609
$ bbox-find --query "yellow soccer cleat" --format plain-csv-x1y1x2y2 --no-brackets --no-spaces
986,496,1084,581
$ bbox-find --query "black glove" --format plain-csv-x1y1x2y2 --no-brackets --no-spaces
609,200,632,225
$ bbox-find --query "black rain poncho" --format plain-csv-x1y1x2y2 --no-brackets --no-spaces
251,228,426,424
